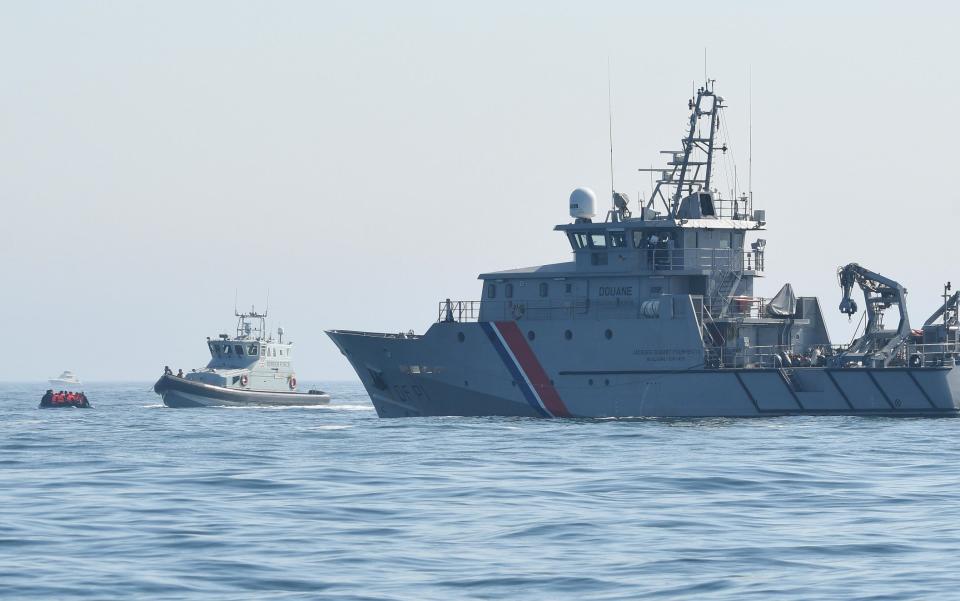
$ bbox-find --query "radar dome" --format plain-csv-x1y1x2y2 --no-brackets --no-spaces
569,187,597,220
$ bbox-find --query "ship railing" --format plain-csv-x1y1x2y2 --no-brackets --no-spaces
438,298,669,323
710,197,755,220
706,344,791,369
904,342,960,367
438,299,483,323
705,343,835,369
644,248,764,273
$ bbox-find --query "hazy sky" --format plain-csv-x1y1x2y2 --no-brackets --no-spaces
2,1,958,381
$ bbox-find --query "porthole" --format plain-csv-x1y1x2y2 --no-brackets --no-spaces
457,332,465,343
588,378,594,386
604,329,613,340
564,330,573,340
527,330,536,341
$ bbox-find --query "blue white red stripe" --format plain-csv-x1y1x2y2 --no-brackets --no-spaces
481,321,572,418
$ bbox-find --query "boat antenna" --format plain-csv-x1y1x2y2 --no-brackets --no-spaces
748,65,753,214
265,289,270,318
704,47,708,84
234,288,238,316
607,56,615,206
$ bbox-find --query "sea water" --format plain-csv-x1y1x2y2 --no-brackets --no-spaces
2,381,959,600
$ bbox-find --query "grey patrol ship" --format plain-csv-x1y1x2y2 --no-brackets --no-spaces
328,80,960,418
155,309,330,407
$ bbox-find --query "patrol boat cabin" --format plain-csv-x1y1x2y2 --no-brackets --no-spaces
191,309,298,390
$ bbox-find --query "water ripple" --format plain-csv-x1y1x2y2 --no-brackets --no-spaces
2,382,960,600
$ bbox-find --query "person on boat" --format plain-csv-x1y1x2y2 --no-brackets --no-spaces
176,369,184,378
164,366,173,376
40,390,54,408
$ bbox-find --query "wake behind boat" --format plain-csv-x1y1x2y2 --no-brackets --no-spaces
155,308,330,408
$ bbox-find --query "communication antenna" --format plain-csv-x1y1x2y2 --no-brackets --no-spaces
265,289,270,317
607,56,615,206
234,289,238,315
748,66,753,212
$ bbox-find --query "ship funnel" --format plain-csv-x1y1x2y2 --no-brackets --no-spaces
569,187,597,221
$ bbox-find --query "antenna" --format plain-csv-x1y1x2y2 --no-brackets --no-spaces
265,289,270,318
748,66,753,213
234,289,238,316
607,56,615,206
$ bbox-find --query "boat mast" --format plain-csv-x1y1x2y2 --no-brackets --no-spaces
640,81,725,219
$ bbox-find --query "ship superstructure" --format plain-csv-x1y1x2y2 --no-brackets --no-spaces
328,81,960,418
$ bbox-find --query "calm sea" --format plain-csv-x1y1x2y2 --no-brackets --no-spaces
2,381,959,600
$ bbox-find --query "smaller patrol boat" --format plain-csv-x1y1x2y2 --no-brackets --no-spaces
154,308,331,408
49,370,81,387
40,389,91,409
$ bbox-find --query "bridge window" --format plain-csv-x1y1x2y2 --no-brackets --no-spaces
260,346,266,356
234,344,244,355
505,283,514,298
589,234,607,249
574,233,588,249
539,282,549,297
247,344,258,355
487,283,497,299
609,232,626,248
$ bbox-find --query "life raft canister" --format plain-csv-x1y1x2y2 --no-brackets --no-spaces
240,374,249,387
289,376,297,390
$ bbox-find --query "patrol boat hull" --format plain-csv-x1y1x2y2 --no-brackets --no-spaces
154,375,330,408
327,327,960,418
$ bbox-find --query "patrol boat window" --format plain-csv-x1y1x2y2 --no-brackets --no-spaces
505,283,514,298
539,282,549,297
234,344,244,356
487,283,497,299
247,344,258,355
222,344,231,355
589,234,607,249
610,232,626,248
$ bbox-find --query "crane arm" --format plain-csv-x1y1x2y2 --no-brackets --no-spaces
835,263,910,366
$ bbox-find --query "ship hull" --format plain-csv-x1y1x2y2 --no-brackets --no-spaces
327,327,960,418
153,375,330,408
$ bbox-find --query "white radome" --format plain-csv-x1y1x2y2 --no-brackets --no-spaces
569,187,597,220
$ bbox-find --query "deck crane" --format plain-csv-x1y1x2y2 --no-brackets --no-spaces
834,263,910,367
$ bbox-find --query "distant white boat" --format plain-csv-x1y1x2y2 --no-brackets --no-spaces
49,370,82,387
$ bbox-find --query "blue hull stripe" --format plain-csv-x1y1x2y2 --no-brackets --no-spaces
480,322,550,417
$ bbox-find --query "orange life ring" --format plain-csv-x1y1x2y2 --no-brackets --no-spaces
240,374,249,387
289,377,297,390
